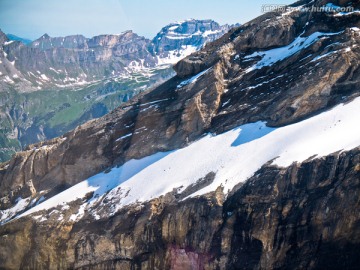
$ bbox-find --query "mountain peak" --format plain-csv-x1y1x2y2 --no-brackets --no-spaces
162,19,221,33
152,19,233,54
41,33,50,39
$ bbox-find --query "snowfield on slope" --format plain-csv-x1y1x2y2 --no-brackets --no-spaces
3,96,360,223
244,31,343,72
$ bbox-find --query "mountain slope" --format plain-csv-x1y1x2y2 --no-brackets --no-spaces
0,19,233,162
4,97,359,223
0,0,360,269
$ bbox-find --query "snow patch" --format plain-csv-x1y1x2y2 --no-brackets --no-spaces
49,67,59,74
3,76,14,84
3,41,14,46
203,30,221,37
168,25,179,31
243,74,285,91
177,68,211,88
0,197,31,224
310,50,339,62
116,133,132,141
222,99,231,107
333,10,360,16
140,98,170,107
157,45,197,66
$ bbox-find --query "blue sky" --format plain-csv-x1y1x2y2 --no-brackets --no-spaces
0,0,295,40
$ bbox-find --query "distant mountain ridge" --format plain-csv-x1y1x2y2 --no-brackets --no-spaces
29,33,87,49
0,19,236,92
6,34,32,45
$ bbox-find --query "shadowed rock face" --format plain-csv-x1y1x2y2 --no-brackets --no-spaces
0,0,359,268
224,148,360,269
0,148,358,269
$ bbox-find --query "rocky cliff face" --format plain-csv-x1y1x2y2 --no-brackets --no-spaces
0,0,359,269
1,148,358,269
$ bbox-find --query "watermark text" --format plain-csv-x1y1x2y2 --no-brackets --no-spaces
261,4,355,14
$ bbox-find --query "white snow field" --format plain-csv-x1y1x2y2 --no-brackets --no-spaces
2,96,360,223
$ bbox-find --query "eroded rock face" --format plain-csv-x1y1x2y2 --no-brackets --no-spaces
0,148,358,269
0,0,359,215
0,0,359,268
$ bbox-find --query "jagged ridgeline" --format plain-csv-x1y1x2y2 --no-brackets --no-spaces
0,19,235,162
0,0,360,269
